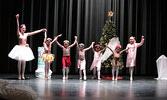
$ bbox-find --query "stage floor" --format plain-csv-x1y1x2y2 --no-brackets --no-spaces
0,74,167,100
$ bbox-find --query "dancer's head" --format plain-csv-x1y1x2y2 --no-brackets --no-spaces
129,36,135,44
79,43,85,50
63,40,69,48
46,38,52,45
95,44,101,52
20,24,26,33
115,46,121,53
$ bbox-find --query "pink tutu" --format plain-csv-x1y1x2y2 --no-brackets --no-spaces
8,45,34,61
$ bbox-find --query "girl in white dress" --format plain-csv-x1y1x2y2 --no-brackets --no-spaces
8,14,47,80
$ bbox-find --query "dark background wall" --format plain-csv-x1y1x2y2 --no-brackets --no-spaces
0,0,167,76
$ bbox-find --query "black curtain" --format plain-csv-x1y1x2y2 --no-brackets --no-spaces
1,0,167,75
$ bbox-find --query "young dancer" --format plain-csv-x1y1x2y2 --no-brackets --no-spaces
77,42,94,80
41,33,61,79
8,14,47,80
126,36,144,81
90,43,107,80
107,46,128,81
55,34,77,80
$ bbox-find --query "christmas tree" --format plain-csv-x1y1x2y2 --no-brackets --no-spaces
99,11,124,69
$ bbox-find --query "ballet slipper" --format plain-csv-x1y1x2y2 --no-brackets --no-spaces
18,76,21,80
22,77,25,80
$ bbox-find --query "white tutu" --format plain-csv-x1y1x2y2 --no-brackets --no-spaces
8,45,34,61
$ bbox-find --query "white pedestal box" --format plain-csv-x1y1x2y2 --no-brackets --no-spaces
156,55,167,80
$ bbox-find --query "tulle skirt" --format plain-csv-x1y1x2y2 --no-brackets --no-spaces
8,45,34,61
41,53,55,63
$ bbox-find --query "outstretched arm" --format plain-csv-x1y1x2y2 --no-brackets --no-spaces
50,34,61,45
16,14,20,36
91,42,95,53
107,46,114,54
27,29,47,37
137,36,144,47
100,43,107,53
76,42,80,51
43,32,47,43
69,36,77,48
84,42,94,51
55,34,64,48
120,48,129,54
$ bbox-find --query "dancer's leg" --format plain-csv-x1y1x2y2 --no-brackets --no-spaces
92,68,96,79
79,69,82,80
97,69,101,80
66,67,69,79
129,67,134,81
18,60,22,80
83,70,86,80
115,66,119,81
112,66,115,81
62,67,66,80
21,60,26,80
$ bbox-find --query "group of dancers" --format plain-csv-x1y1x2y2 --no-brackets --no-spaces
8,14,144,81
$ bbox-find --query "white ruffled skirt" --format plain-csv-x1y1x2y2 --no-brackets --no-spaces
8,45,34,61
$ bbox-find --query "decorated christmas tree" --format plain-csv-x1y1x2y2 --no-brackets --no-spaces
100,11,124,69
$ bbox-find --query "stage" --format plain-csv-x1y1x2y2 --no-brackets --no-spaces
0,74,167,100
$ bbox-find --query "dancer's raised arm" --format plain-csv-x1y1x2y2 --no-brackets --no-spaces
120,48,128,54
27,28,47,37
16,14,20,35
137,36,144,47
100,43,107,53
50,34,61,45
76,42,80,51
91,42,95,53
107,46,114,54
55,34,64,48
84,42,94,51
69,36,77,48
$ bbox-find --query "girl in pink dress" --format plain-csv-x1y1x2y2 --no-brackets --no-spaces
56,34,77,80
77,42,94,80
90,43,107,80
126,36,144,81
42,33,61,80
8,14,47,80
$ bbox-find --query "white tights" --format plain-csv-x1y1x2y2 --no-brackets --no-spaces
93,68,101,79
79,69,86,80
129,67,134,81
62,67,69,79
112,66,119,80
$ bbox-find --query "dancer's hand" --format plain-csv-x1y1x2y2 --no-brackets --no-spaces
74,36,77,40
57,34,62,37
141,36,144,40
16,14,19,19
43,29,47,32
91,42,95,48
105,43,108,47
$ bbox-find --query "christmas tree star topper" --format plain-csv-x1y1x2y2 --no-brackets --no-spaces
108,11,114,17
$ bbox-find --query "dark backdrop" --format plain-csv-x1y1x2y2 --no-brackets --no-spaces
0,0,167,76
